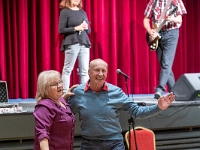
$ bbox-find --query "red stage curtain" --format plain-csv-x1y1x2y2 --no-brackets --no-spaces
0,0,199,99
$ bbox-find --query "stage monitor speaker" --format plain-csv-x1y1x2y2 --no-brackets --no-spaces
0,81,8,102
171,73,200,101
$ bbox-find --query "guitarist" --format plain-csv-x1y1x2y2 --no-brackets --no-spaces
143,0,187,99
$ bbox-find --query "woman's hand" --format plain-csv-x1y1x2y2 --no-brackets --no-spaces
74,21,88,32
82,21,88,30
62,84,79,100
40,138,49,150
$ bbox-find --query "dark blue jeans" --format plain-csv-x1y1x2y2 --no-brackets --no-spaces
156,28,179,92
80,138,125,150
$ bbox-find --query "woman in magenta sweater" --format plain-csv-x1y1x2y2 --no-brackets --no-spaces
33,70,77,150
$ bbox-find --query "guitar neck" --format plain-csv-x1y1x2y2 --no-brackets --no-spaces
155,6,178,33
156,20,167,33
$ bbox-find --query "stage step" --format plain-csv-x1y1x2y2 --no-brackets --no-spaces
155,128,200,150
0,139,33,150
1,128,200,150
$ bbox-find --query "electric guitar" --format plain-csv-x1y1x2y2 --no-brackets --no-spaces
146,5,178,51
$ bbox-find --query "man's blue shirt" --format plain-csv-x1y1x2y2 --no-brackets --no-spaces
69,82,161,140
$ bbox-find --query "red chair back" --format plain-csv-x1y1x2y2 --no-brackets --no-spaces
125,126,156,150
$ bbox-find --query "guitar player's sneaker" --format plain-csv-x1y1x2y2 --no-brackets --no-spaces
154,88,164,99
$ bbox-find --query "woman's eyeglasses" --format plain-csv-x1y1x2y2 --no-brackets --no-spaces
49,80,63,87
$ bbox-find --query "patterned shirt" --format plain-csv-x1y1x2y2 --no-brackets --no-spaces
144,0,187,31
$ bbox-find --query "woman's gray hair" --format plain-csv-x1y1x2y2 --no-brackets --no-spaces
35,70,61,103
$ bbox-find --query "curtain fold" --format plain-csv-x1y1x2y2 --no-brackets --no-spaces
0,0,199,99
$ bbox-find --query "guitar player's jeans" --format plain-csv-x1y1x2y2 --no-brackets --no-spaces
62,43,90,93
156,28,179,92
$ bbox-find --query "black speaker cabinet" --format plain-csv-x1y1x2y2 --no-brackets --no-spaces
171,73,200,101
0,81,8,102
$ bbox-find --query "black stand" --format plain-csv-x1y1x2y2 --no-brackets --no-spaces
124,77,138,150
128,117,137,150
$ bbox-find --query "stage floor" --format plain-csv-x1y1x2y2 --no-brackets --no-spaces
1,93,200,114
1,94,200,150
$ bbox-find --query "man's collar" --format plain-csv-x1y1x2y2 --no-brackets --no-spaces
84,80,108,92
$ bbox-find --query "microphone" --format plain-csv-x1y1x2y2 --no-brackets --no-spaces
79,19,87,35
116,69,130,79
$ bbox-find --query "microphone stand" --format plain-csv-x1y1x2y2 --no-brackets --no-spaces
124,77,138,150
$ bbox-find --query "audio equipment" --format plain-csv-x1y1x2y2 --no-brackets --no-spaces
171,73,200,101
0,81,8,102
